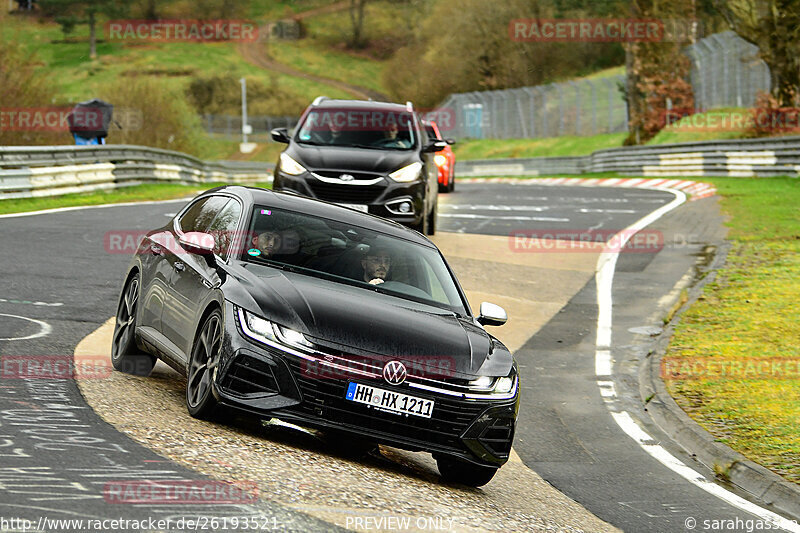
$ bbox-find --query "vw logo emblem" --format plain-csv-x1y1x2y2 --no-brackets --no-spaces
383,361,407,385
339,174,355,182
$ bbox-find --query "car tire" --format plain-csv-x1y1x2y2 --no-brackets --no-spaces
186,308,223,419
436,455,498,487
426,201,437,236
448,169,455,192
111,273,156,376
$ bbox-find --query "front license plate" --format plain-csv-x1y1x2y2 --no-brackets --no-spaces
345,382,434,419
336,203,369,213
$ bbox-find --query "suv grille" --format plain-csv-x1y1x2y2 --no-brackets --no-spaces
307,181,385,204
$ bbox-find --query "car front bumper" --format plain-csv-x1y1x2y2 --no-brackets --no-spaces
273,170,426,227
213,302,518,468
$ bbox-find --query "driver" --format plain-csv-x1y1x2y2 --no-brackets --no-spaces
361,246,393,285
377,122,410,148
253,230,282,256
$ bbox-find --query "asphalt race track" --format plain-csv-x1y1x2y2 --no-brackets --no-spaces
0,182,793,532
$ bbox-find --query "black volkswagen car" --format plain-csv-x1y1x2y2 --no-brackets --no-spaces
112,186,518,486
271,98,445,235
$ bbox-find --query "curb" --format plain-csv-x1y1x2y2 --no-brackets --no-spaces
458,176,717,200
639,241,800,521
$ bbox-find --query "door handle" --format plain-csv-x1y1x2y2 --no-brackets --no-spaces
173,261,185,272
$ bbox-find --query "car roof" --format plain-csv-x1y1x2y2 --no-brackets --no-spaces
209,186,435,248
312,98,412,114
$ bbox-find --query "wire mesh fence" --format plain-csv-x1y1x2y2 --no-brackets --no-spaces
432,75,628,140
201,31,772,142
202,114,299,142
686,30,771,111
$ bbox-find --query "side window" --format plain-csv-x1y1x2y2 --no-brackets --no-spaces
206,199,243,257
425,125,438,141
178,196,229,233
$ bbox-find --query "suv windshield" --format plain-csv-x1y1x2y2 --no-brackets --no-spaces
241,205,466,314
296,108,417,150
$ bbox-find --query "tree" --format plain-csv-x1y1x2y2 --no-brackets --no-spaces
349,0,368,48
624,0,698,144
39,0,126,59
713,0,800,107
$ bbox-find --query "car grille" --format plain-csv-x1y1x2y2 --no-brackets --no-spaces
220,353,279,397
313,170,381,182
307,181,385,204
284,359,484,451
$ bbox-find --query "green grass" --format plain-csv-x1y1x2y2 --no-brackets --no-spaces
0,181,275,215
0,183,214,215
267,39,386,94
0,16,351,107
665,177,800,483
650,108,753,145
453,133,628,160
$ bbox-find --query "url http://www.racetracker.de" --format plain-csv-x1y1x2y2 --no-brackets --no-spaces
0,515,284,532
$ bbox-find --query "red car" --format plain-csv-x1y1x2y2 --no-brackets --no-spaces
424,121,456,192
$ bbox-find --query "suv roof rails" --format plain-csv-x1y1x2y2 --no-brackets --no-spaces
312,96,329,106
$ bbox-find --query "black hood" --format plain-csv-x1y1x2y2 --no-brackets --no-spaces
287,144,416,176
229,263,512,378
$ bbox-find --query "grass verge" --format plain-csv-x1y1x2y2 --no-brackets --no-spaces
0,182,273,215
664,177,800,483
453,133,628,160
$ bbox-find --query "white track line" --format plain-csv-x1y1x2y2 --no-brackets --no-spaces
0,313,52,341
594,188,800,532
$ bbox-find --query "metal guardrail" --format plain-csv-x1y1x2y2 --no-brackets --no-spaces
0,145,274,199
457,136,800,178
1,136,797,200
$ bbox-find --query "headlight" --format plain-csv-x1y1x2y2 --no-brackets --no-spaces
495,376,514,394
467,372,517,397
276,325,314,349
239,309,313,351
468,376,494,389
388,162,422,183
240,309,278,344
434,154,447,166
279,153,307,176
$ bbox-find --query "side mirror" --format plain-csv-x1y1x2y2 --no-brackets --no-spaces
423,140,448,153
271,128,290,143
445,138,456,145
477,302,507,327
179,232,215,255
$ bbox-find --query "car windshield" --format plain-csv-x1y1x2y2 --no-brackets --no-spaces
241,205,467,314
295,108,417,150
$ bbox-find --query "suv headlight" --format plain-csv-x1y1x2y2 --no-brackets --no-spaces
434,154,447,166
279,153,307,176
388,162,422,183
